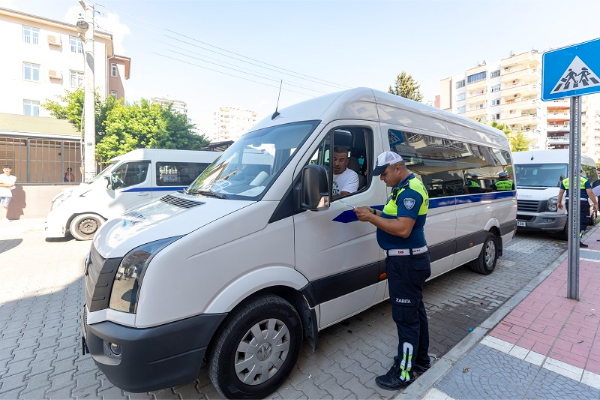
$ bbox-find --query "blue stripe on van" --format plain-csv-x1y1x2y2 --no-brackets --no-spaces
121,186,187,192
332,191,515,223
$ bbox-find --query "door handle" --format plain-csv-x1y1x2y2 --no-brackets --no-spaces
137,192,150,196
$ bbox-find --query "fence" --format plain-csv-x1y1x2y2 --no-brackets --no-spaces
0,136,82,183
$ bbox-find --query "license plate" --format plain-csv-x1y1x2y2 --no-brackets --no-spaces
517,221,526,227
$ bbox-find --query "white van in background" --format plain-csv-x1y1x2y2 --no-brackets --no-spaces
45,149,221,240
513,149,598,237
81,88,516,398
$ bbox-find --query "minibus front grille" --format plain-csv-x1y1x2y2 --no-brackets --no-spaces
85,244,122,312
160,194,203,209
517,200,543,212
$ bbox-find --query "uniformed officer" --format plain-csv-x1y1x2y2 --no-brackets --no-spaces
557,168,598,248
354,151,431,390
464,173,483,193
491,172,515,191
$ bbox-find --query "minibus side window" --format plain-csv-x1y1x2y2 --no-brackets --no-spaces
388,129,513,197
156,162,210,186
109,162,149,190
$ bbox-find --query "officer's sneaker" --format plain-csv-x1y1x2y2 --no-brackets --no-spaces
376,358,414,390
413,362,431,374
581,242,589,248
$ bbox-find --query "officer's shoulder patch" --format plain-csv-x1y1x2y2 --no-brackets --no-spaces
403,198,416,210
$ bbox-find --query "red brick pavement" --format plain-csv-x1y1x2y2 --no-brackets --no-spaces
490,228,600,374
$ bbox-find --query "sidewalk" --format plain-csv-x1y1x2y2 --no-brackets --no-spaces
0,218,45,237
402,226,600,400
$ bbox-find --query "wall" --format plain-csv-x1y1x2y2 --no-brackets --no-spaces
6,184,76,220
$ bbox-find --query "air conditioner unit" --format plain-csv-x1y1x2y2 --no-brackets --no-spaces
47,35,61,46
48,70,62,80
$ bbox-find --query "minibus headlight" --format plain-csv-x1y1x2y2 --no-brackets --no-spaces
51,191,72,210
547,196,558,212
109,236,182,313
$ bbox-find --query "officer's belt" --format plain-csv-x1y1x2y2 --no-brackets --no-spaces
386,246,428,257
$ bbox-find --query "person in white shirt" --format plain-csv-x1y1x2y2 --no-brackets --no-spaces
332,147,359,198
0,165,17,222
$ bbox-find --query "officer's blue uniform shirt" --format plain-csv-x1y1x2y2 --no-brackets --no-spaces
376,173,428,250
560,177,591,200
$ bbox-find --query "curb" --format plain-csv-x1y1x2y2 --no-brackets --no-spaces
397,226,599,400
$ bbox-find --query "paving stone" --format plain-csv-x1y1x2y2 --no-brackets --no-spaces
98,385,128,400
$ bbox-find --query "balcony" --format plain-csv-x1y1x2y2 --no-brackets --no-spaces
501,82,539,96
547,124,570,133
466,108,486,118
500,52,542,68
501,98,536,110
466,91,487,104
547,135,569,144
503,113,536,124
500,67,540,82
547,111,570,121
548,99,570,108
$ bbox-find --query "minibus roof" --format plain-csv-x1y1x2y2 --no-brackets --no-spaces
251,87,510,148
110,149,220,162
513,149,596,167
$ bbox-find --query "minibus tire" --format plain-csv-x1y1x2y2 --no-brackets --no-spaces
208,295,303,399
70,214,105,241
469,233,498,275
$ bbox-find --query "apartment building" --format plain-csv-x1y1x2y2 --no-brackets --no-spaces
152,97,187,114
439,50,600,160
0,7,130,117
212,107,258,142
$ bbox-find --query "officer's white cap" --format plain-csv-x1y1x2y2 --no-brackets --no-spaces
373,152,403,176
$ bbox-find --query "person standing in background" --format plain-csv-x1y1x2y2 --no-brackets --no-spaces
0,165,17,223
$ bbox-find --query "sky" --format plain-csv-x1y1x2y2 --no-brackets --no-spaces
2,0,600,137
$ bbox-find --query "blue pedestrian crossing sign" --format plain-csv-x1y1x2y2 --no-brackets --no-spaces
542,38,600,101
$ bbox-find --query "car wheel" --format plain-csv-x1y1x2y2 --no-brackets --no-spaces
469,232,498,275
69,214,104,241
208,295,303,399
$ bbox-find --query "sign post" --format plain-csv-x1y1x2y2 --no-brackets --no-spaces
542,38,600,300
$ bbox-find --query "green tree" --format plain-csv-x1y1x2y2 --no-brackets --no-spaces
388,71,424,102
43,90,209,161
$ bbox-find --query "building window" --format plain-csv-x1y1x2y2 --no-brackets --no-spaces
70,36,83,53
467,71,487,84
491,99,501,106
23,63,40,82
456,93,466,101
456,80,466,89
23,26,39,45
23,100,40,116
457,105,466,114
110,90,118,98
111,63,118,77
491,84,501,92
475,103,486,110
70,70,84,87
492,113,501,120
491,70,501,78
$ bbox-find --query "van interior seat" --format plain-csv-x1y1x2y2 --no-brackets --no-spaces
347,157,366,190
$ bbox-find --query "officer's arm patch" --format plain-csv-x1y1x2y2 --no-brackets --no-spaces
404,198,416,210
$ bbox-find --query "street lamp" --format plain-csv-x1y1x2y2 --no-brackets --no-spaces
78,1,96,182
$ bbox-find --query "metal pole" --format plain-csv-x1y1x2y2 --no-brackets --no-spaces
81,2,96,182
567,96,582,300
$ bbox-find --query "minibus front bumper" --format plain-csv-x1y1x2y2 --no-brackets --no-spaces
516,212,566,232
82,307,227,393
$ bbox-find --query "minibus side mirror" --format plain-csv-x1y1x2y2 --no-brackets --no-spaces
301,165,329,211
104,176,113,191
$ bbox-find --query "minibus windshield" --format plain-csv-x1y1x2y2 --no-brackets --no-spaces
514,163,567,187
188,121,319,200
88,161,119,184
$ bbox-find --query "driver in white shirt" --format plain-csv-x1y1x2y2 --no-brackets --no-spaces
332,147,359,199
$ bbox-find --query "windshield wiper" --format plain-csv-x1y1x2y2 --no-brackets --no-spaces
186,189,227,199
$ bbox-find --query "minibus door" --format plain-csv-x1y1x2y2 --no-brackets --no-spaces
103,160,152,217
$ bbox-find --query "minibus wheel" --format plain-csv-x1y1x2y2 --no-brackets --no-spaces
469,232,498,275
70,213,105,241
208,295,303,399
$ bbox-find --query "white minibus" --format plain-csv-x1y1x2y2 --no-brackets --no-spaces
46,149,220,240
81,88,516,398
513,149,598,237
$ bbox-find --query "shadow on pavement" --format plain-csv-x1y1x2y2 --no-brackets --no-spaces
0,238,23,254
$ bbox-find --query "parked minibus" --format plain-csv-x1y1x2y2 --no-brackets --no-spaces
45,149,220,240
81,88,516,398
513,150,598,238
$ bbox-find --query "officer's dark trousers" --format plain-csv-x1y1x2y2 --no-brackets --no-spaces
565,199,590,233
386,252,431,380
